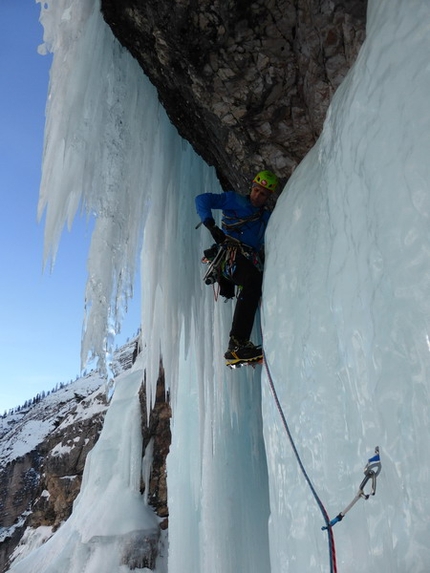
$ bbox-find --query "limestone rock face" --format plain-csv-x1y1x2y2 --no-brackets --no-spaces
101,0,367,191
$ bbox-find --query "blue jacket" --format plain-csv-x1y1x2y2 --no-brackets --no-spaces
195,191,271,251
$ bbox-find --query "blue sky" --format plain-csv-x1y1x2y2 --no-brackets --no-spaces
0,1,140,413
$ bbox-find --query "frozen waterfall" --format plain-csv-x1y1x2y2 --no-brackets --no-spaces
262,1,430,569
9,0,430,571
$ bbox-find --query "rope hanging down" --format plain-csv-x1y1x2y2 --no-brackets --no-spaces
262,348,338,573
262,347,382,573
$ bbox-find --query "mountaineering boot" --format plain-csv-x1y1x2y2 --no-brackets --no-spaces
224,336,263,363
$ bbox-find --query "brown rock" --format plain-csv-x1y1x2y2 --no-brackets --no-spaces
139,365,172,521
101,0,367,191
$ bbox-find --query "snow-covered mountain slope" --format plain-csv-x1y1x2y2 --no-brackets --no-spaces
0,338,139,571
0,336,139,467
6,351,167,573
0,373,106,467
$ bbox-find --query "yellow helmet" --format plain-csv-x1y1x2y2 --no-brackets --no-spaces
252,170,279,192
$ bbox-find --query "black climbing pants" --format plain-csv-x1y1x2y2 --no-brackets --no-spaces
229,252,263,342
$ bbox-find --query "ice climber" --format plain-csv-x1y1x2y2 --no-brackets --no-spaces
195,169,279,365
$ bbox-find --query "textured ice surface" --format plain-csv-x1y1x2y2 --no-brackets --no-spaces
263,0,430,570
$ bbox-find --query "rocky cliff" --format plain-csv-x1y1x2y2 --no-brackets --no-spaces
101,0,367,192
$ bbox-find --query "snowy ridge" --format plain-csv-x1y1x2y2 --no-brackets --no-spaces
0,336,137,467
1,336,145,571
8,353,166,573
0,373,106,467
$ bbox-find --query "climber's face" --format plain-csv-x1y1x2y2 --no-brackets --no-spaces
250,183,271,207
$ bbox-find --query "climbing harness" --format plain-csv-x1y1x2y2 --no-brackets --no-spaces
201,235,263,300
202,244,226,285
322,447,382,530
201,241,237,300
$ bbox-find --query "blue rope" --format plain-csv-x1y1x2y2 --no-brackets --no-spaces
262,348,338,573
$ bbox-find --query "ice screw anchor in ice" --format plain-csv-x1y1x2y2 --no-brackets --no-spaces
322,447,382,530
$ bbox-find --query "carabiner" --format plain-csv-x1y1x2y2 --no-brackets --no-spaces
322,447,381,530
359,446,381,499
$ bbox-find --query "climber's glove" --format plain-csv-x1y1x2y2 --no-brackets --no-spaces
203,218,226,244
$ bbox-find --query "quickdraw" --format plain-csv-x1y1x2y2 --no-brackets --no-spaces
322,447,382,530
201,236,262,287
202,245,226,285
